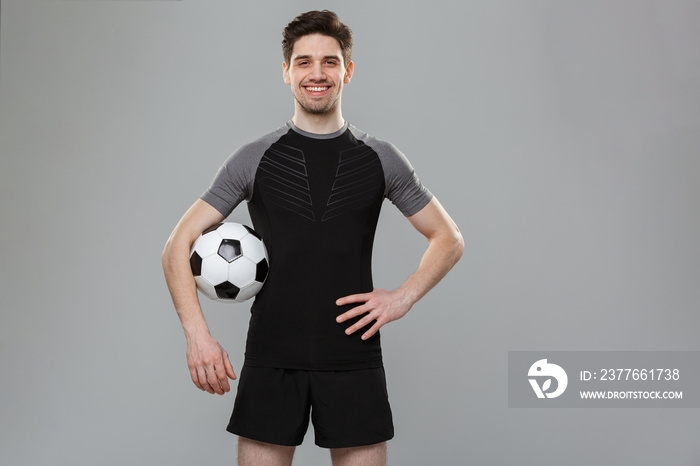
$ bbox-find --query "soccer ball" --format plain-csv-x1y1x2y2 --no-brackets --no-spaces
189,222,269,302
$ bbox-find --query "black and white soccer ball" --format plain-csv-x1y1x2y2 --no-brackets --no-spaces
189,222,269,302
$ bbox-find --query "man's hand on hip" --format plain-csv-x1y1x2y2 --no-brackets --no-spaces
186,332,236,395
335,287,414,341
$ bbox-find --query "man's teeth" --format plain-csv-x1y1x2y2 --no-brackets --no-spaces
306,86,328,92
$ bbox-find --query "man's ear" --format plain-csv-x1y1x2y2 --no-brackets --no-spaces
283,62,291,85
344,61,354,84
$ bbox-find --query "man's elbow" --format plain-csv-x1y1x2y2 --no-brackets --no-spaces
162,230,186,271
162,236,175,272
451,227,465,263
433,222,464,265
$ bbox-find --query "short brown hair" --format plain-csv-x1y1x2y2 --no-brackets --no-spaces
282,10,353,66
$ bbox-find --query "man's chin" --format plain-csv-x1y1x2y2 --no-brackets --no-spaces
295,96,339,116
299,103,336,116
305,107,333,116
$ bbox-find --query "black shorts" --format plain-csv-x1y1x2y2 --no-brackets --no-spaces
226,365,394,448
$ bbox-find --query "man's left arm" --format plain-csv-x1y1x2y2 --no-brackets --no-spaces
335,197,464,340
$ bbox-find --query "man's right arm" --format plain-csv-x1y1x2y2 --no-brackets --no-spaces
161,198,236,395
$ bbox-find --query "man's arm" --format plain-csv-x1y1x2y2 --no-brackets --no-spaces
161,198,236,395
335,196,464,340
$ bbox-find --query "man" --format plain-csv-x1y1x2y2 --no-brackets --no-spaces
162,10,463,466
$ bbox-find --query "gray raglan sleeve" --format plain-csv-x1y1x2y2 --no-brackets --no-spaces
200,150,248,217
200,126,287,217
200,143,261,217
367,138,433,217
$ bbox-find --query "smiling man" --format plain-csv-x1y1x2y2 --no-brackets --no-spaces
283,33,350,120
162,10,463,466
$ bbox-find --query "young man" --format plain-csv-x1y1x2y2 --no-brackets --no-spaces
162,10,463,466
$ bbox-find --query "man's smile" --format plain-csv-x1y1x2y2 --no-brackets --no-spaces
303,85,331,95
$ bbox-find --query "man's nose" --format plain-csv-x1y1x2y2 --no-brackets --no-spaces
309,62,325,81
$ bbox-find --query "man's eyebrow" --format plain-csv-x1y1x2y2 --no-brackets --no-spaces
293,54,342,61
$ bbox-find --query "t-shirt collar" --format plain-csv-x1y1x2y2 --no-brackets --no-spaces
286,120,349,139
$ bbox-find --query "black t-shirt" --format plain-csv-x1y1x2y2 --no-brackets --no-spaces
201,121,432,370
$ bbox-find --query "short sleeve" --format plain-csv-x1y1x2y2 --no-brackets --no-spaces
200,125,289,217
378,142,433,216
348,125,433,217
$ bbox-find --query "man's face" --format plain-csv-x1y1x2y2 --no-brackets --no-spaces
283,33,353,116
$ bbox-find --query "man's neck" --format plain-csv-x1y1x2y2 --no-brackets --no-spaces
291,107,345,135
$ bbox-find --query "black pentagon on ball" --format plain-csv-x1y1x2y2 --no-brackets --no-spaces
244,225,263,240
255,258,269,283
190,251,203,276
218,239,242,263
215,281,240,300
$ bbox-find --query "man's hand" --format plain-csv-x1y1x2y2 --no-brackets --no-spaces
335,287,414,341
335,198,464,341
186,332,236,395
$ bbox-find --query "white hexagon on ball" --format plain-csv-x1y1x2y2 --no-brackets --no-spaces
240,234,267,263
200,255,229,286
216,222,248,240
192,231,223,258
228,257,257,288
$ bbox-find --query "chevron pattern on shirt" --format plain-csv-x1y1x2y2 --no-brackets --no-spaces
322,145,384,222
257,143,315,221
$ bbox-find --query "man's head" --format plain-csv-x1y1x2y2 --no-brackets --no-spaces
282,11,354,118
282,10,353,68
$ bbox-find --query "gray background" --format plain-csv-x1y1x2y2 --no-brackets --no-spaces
1,0,699,465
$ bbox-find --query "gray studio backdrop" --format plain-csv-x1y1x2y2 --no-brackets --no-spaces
1,1,699,465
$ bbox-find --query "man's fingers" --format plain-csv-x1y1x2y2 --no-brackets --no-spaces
224,354,237,380
217,376,231,394
189,365,205,391
202,349,235,394
336,304,369,323
336,293,370,306
213,361,231,393
344,312,378,335
196,366,214,394
337,288,385,306
361,320,383,341
210,374,227,395
203,367,223,395
205,359,227,395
